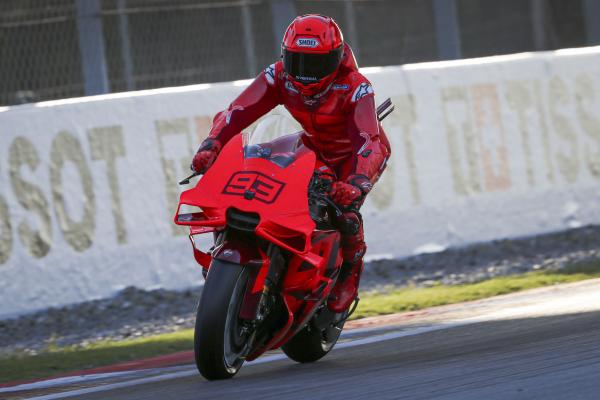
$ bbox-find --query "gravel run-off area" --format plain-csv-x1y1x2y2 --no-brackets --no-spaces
1,225,599,357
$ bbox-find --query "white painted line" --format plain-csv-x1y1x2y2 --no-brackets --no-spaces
334,321,470,350
0,372,136,393
23,320,478,400
23,352,288,400
0,365,197,393
24,370,199,400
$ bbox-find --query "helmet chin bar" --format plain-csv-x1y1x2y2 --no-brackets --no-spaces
293,79,322,96
295,76,319,84
290,74,336,98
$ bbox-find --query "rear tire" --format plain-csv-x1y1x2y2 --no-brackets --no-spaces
282,307,345,363
194,259,250,380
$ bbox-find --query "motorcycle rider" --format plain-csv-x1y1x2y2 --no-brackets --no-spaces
191,14,391,313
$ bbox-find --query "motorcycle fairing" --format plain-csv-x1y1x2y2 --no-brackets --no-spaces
175,134,324,266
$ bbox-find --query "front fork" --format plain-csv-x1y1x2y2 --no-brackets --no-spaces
194,228,319,358
226,241,288,359
210,231,287,321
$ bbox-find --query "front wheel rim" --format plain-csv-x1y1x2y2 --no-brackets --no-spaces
222,274,248,372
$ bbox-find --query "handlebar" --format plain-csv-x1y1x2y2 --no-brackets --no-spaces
309,192,345,217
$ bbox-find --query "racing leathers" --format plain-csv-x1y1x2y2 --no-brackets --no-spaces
193,44,391,313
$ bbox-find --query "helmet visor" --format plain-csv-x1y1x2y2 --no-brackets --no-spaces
283,46,343,84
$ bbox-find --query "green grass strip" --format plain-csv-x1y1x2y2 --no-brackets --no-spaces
1,329,194,384
1,261,599,384
355,261,600,319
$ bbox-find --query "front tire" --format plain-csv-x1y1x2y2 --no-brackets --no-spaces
194,259,250,380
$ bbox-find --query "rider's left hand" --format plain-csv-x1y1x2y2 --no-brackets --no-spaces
330,181,362,207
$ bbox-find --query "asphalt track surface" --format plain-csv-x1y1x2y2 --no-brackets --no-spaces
10,280,600,400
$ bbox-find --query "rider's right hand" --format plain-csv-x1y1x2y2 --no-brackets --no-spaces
191,138,222,174
330,181,362,207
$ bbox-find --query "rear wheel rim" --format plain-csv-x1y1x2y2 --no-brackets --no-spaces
319,307,347,352
321,324,342,352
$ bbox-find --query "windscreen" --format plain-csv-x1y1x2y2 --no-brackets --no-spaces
243,143,297,168
243,133,303,168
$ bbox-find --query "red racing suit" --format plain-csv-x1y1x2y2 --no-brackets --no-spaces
204,44,391,266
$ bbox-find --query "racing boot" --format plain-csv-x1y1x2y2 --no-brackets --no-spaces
328,259,364,313
328,211,366,313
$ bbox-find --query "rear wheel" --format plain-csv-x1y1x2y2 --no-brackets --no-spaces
194,259,251,380
282,305,346,363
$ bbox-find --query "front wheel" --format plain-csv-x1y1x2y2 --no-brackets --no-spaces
194,259,250,380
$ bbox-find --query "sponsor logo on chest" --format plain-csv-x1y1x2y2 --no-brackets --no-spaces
332,83,349,90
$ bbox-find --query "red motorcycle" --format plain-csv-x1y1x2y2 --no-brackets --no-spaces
174,99,394,380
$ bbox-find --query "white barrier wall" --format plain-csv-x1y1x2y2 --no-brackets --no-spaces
1,47,600,318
